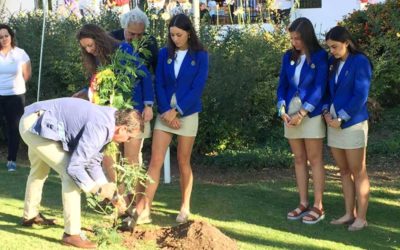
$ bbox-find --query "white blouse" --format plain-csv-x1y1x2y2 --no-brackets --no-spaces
0,47,30,96
335,60,346,83
293,54,306,87
174,49,188,78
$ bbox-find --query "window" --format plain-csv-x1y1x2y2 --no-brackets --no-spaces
298,0,322,9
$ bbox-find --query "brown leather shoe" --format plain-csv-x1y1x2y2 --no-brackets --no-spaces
62,233,97,249
21,213,57,227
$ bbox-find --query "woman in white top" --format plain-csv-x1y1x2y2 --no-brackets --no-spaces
135,14,208,224
0,24,31,172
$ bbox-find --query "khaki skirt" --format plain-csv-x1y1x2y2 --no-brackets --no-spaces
284,96,326,139
154,94,199,137
154,113,198,136
134,121,151,139
327,105,368,149
327,121,368,149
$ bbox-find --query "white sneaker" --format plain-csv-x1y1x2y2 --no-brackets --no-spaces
176,210,190,224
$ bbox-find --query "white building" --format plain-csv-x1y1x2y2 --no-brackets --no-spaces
0,0,35,16
292,0,386,35
0,0,386,33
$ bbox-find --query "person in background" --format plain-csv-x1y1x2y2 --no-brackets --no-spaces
75,24,154,202
270,0,292,24
19,97,142,249
324,26,372,231
110,7,158,73
199,2,210,23
0,24,31,172
276,17,328,224
79,0,102,17
106,0,131,15
207,0,217,24
134,14,209,225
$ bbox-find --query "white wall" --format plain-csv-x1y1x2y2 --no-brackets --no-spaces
1,0,35,15
291,0,360,35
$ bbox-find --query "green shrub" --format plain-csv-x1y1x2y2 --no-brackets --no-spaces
201,133,293,170
368,106,400,158
341,0,400,107
196,25,288,153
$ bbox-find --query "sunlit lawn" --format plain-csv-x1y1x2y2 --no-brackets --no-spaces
0,164,399,250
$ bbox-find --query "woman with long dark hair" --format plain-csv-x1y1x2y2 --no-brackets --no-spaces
276,17,328,224
75,24,154,193
324,26,372,231
0,24,31,172
135,14,208,224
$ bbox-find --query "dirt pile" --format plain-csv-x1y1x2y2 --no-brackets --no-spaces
123,220,239,250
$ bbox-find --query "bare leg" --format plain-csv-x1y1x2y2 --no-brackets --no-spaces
346,147,369,226
288,139,309,210
331,147,356,223
124,138,145,203
176,135,196,213
304,138,325,210
102,155,116,182
135,130,172,215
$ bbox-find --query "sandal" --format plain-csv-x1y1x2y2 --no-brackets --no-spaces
302,207,325,224
287,204,309,220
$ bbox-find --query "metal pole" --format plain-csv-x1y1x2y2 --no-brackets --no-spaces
37,0,48,101
192,0,200,33
163,146,171,183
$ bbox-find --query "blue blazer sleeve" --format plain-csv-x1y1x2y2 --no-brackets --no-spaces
303,50,328,112
177,51,209,115
340,55,371,118
119,42,154,111
155,48,171,114
276,52,290,109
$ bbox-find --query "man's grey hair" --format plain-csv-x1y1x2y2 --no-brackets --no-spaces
120,7,150,29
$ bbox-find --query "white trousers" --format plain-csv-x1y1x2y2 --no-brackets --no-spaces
19,112,81,235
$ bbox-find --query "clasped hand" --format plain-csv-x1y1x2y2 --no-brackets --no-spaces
281,113,303,127
323,112,341,128
161,108,181,129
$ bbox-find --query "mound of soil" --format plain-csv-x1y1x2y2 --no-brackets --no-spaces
123,220,239,250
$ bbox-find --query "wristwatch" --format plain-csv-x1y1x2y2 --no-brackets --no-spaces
337,117,343,125
145,104,153,108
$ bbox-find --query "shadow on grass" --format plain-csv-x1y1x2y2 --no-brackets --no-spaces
1,162,398,249
0,212,62,244
154,179,400,250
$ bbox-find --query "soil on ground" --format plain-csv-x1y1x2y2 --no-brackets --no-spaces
123,220,239,250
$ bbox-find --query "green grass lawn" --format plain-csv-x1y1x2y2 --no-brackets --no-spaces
0,164,399,250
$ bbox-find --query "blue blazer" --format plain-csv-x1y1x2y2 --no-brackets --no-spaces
155,47,208,116
326,53,372,129
276,49,328,117
119,42,154,112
